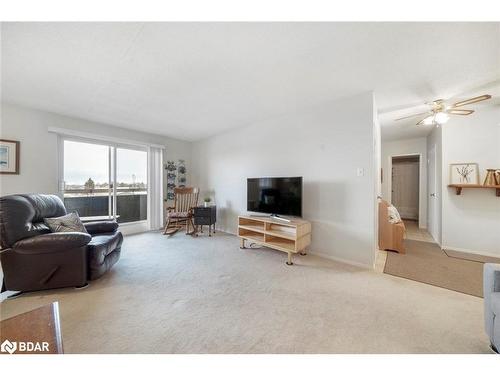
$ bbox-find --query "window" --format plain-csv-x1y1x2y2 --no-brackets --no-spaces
63,139,148,224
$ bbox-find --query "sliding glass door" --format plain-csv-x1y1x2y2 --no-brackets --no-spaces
116,147,148,223
63,140,112,219
63,139,148,224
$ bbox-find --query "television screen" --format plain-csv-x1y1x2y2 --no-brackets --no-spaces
247,177,302,217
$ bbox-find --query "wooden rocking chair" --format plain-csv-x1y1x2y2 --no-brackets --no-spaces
163,187,199,236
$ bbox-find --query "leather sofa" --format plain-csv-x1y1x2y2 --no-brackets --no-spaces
484,263,500,353
0,194,123,293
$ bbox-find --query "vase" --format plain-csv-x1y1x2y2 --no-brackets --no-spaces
483,169,500,186
204,202,210,208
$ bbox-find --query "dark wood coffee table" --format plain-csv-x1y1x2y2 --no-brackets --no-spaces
0,302,63,354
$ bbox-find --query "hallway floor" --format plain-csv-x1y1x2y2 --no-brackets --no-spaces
403,220,434,243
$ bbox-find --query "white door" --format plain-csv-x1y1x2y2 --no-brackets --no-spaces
428,145,439,241
392,160,419,220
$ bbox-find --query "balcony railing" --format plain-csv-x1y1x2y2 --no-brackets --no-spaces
64,187,147,223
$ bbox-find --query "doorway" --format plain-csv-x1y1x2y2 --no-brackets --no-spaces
391,155,420,222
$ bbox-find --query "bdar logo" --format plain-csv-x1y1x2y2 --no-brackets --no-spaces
1,339,17,354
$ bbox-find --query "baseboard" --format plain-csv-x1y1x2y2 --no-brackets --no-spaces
308,250,373,270
442,245,500,259
219,228,373,270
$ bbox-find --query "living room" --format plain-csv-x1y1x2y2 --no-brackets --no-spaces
1,1,500,372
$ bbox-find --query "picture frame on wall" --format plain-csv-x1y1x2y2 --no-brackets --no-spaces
449,163,479,185
0,139,20,175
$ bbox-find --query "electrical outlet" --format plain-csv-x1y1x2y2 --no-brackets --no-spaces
357,168,365,177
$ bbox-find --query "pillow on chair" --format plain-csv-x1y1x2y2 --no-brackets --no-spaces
387,205,402,224
44,212,88,233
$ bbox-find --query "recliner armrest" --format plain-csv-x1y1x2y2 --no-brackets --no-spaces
13,232,92,254
485,263,500,294
84,221,119,235
484,263,500,340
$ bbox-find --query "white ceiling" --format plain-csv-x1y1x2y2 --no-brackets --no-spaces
2,22,499,141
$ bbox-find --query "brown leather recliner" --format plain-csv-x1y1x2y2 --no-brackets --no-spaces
0,194,123,293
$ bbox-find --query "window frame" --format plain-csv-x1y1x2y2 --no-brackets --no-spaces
58,135,151,230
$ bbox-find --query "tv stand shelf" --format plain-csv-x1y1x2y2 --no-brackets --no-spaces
238,215,311,265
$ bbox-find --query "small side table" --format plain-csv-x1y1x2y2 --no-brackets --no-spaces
193,205,217,236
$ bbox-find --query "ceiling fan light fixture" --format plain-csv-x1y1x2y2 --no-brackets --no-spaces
434,112,450,125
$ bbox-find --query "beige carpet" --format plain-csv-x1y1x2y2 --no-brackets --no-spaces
384,240,484,297
0,232,490,353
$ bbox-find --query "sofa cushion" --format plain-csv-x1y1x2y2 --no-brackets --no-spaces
87,231,123,280
0,194,63,248
22,194,67,222
491,292,500,315
168,211,191,218
44,212,88,234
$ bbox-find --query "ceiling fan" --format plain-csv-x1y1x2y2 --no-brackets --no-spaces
395,94,492,126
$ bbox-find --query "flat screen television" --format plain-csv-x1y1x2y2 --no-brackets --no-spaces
247,177,302,217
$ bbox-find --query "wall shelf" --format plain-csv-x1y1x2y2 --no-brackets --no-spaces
448,184,500,197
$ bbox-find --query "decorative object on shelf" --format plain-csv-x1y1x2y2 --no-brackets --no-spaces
0,139,20,175
203,196,211,208
483,169,500,187
449,163,479,185
165,160,177,201
177,159,187,188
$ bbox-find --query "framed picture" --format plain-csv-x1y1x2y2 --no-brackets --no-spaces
0,139,20,175
449,163,479,185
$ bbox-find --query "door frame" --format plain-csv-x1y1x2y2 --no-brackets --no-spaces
388,152,425,228
427,143,440,244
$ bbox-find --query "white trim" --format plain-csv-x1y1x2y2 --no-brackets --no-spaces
119,221,150,236
57,136,64,199
119,220,148,227
108,147,113,217
48,126,165,149
147,147,152,229
148,146,164,230
388,153,426,229
311,250,374,269
218,229,373,269
442,245,500,259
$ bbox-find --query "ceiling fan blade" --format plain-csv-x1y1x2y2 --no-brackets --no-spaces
395,111,432,121
447,109,475,115
416,118,427,126
451,94,492,108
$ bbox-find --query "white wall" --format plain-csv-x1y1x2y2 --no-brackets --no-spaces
0,102,192,291
427,125,442,244
0,102,192,197
381,137,427,228
192,92,378,268
441,106,500,256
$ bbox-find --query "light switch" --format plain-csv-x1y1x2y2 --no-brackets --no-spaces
357,168,365,177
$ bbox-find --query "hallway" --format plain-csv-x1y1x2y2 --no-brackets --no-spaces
403,220,434,243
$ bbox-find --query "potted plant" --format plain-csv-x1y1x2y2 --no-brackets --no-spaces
203,197,211,208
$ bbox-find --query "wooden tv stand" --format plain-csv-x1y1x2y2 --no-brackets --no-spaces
237,215,311,265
